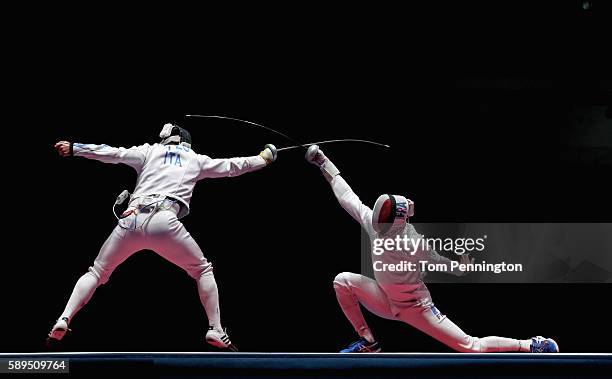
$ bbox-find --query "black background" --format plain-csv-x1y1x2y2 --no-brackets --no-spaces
4,1,612,353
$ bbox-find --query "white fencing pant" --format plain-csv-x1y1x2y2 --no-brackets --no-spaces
58,198,221,330
333,272,523,352
89,201,212,284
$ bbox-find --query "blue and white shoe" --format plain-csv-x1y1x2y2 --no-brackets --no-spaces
530,336,559,353
340,337,381,353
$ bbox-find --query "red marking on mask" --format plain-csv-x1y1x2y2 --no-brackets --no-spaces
378,199,394,224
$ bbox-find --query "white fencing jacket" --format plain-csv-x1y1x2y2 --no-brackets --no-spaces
73,142,267,218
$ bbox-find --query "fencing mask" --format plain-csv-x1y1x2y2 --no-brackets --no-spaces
159,123,192,148
372,194,415,234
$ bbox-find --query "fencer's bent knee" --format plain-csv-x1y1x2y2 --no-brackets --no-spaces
333,272,354,289
88,264,109,285
86,267,104,286
187,262,213,280
197,267,214,279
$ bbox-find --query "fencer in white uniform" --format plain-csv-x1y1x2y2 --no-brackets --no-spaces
48,123,277,351
305,145,559,353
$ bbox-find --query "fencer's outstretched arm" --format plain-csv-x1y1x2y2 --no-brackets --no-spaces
197,144,277,179
306,145,373,231
54,140,149,171
330,175,374,229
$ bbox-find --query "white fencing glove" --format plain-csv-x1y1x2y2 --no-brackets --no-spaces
305,145,340,182
259,144,277,164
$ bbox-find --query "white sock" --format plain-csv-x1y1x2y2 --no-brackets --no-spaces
479,336,523,352
197,274,222,332
60,272,100,321
519,339,532,352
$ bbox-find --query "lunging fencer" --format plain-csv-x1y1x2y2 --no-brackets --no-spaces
305,145,559,353
49,123,278,351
